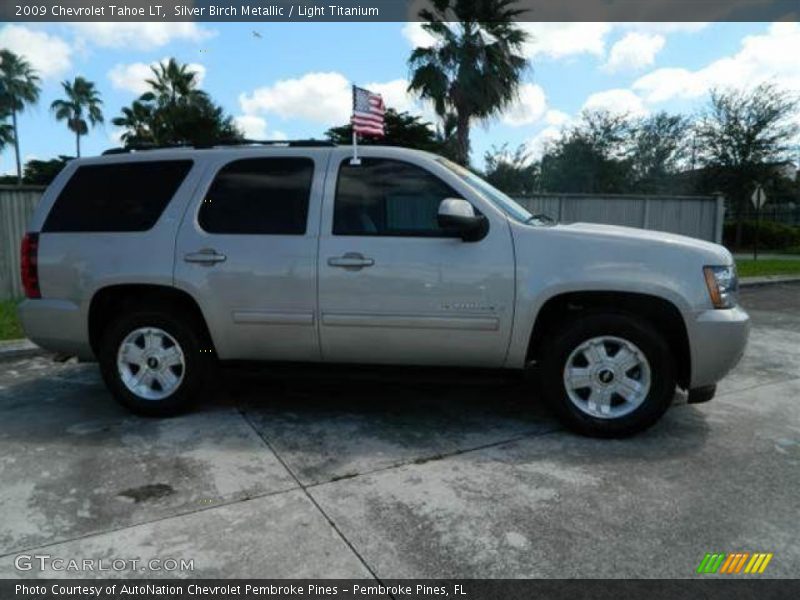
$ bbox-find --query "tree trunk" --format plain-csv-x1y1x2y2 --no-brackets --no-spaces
11,109,21,185
76,131,81,158
455,112,470,167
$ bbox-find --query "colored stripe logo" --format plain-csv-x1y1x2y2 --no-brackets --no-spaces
697,552,773,574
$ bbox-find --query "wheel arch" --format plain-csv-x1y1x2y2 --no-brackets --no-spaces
88,284,215,357
526,290,691,389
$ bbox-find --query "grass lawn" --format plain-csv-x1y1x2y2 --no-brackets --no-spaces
736,258,800,278
0,299,24,341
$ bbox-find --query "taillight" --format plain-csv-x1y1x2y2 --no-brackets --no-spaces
20,232,40,299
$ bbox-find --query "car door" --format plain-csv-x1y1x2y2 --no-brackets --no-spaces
317,149,516,367
174,149,329,361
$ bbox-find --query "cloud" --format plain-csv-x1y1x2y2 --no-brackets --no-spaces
544,109,571,127
240,72,437,127
603,32,665,73
401,21,715,72
401,22,437,48
620,22,709,34
108,59,206,96
234,115,268,139
108,129,125,147
231,116,289,141
239,72,352,124
69,23,214,50
582,89,648,117
526,126,564,159
0,25,72,80
520,23,612,59
501,83,548,126
633,22,800,103
402,21,611,60
524,110,574,158
363,79,415,113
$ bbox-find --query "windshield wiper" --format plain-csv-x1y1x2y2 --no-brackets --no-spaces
526,213,556,225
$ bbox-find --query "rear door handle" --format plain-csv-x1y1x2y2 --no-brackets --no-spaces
184,249,227,264
327,252,375,269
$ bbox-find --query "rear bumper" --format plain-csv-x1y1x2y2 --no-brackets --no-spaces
18,299,94,360
689,305,750,388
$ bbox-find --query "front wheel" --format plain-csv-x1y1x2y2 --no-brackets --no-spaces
98,310,211,416
539,313,676,437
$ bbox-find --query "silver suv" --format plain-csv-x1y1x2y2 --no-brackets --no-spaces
19,143,749,436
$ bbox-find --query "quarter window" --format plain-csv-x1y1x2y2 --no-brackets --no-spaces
199,158,314,235
43,160,193,232
334,158,459,237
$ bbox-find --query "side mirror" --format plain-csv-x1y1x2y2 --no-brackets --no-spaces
437,198,489,242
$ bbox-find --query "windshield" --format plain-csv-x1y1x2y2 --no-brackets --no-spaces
437,157,554,226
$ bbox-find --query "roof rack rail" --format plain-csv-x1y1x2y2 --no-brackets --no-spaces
102,143,191,155
102,139,335,155
211,139,336,148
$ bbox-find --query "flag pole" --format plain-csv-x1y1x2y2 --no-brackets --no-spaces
350,85,361,165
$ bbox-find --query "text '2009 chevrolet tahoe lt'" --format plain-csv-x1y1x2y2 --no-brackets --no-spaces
19,143,749,436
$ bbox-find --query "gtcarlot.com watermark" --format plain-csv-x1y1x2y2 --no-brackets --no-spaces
14,553,194,573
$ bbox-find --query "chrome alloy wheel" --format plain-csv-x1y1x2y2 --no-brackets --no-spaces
116,327,185,400
562,336,651,419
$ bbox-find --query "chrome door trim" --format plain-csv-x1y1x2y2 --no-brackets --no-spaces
232,311,315,326
321,312,499,331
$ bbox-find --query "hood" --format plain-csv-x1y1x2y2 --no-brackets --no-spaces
557,222,732,264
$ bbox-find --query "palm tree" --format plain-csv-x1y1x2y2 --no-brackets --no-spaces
146,58,207,107
0,109,14,154
407,0,528,166
0,49,41,184
50,77,104,157
111,99,155,146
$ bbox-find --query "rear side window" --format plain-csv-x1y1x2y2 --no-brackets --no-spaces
199,158,314,235
43,160,193,232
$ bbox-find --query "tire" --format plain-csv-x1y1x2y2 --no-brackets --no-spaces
539,313,676,437
98,309,212,417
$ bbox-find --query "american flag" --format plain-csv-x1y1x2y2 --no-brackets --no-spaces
351,86,385,137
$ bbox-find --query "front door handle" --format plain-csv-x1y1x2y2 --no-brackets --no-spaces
184,248,227,264
327,252,375,269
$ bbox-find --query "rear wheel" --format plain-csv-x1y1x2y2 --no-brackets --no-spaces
99,310,211,416
540,313,676,437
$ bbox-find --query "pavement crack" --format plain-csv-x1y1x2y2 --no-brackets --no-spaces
236,406,387,588
714,375,800,401
305,424,564,489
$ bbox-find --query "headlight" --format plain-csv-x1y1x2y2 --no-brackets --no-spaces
703,265,738,309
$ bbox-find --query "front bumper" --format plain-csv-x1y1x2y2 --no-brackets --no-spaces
688,305,750,388
18,298,94,360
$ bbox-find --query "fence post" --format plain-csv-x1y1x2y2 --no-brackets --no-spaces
642,197,651,230
714,193,725,244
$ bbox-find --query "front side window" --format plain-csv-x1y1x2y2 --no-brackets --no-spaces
43,160,193,232
199,158,314,235
334,158,459,237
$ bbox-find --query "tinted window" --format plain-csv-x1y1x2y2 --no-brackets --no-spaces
334,158,458,237
199,158,313,235
43,161,192,232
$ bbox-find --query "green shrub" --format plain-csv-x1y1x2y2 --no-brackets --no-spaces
723,220,800,250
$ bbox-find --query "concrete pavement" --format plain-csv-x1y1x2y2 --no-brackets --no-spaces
1,283,798,579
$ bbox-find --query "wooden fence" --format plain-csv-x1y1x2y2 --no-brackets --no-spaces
515,193,725,244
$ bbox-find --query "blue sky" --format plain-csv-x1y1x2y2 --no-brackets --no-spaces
1,20,798,173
